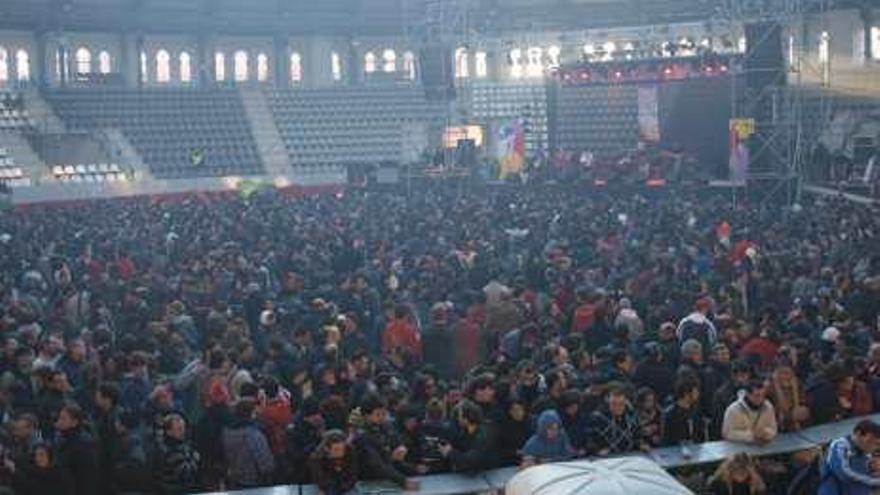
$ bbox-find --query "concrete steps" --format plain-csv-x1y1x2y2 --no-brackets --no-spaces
238,87,290,178
0,132,47,185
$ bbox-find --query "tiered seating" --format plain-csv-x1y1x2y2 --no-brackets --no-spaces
0,91,33,132
44,88,263,179
267,87,445,168
0,147,29,187
51,163,127,183
554,85,639,156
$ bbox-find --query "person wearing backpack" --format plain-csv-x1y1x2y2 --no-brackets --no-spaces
819,419,880,495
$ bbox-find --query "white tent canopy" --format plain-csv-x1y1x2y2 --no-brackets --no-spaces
505,456,693,495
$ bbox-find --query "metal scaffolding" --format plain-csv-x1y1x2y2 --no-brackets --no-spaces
718,0,832,205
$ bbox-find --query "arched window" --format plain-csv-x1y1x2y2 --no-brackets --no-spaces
98,51,111,74
475,51,488,78
0,48,8,83
140,51,148,83
215,52,226,81
819,31,831,85
526,47,543,77
256,53,269,82
547,45,561,68
179,52,192,83
290,52,302,83
382,49,396,72
509,48,523,78
156,49,171,83
16,50,29,81
364,51,377,73
455,47,469,78
331,52,342,81
233,50,249,81
75,47,91,74
402,51,416,80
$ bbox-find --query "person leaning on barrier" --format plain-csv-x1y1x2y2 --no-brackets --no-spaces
819,419,880,495
721,379,778,445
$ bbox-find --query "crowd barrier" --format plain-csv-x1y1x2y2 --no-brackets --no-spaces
204,413,880,495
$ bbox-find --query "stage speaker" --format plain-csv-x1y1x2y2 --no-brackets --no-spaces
420,44,455,101
455,139,477,168
744,22,785,91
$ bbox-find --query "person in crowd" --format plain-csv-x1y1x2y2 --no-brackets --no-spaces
222,399,275,489
722,380,778,444
767,358,810,433
710,360,754,439
819,419,880,495
662,379,706,446
157,413,200,494
0,179,871,494
53,402,99,495
308,430,359,495
589,384,648,455
676,297,718,351
353,395,418,490
12,443,73,495
708,452,766,495
439,400,498,473
285,397,325,483
635,387,662,448
521,409,575,465
497,398,533,465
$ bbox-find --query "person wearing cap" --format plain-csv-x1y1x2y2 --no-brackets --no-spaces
819,419,880,495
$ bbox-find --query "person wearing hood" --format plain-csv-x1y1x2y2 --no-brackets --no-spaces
284,397,325,483
521,409,575,466
722,379,778,444
614,298,644,341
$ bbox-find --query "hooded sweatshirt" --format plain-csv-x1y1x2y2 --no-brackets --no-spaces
522,410,575,462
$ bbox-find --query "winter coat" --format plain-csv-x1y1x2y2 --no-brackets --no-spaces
721,396,778,444
676,312,717,350
448,422,498,473
157,436,200,494
54,427,100,495
521,410,575,462
662,402,706,446
308,448,359,495
222,420,275,488
588,406,642,455
353,422,407,485
13,464,74,495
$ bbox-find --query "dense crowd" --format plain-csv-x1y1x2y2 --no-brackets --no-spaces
0,183,877,495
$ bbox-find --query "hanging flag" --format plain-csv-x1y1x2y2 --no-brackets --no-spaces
496,119,525,179
729,119,754,185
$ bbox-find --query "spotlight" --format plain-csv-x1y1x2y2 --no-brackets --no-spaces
719,64,728,72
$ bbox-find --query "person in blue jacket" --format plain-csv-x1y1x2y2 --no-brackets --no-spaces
820,419,880,495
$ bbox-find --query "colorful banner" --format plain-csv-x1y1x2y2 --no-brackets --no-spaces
496,119,526,179
729,118,754,185
637,86,661,142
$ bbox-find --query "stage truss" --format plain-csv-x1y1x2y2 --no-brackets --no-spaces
718,0,833,205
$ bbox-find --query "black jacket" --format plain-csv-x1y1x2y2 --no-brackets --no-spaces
662,402,706,446
14,464,74,495
353,422,407,486
54,427,100,495
448,422,498,473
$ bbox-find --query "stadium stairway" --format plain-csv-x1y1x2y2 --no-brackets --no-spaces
238,87,291,179
97,128,153,181
21,87,66,134
0,132,45,184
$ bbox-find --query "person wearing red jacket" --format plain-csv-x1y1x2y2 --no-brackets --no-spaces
382,305,422,360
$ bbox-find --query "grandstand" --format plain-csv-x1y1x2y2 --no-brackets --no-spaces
0,1,878,495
